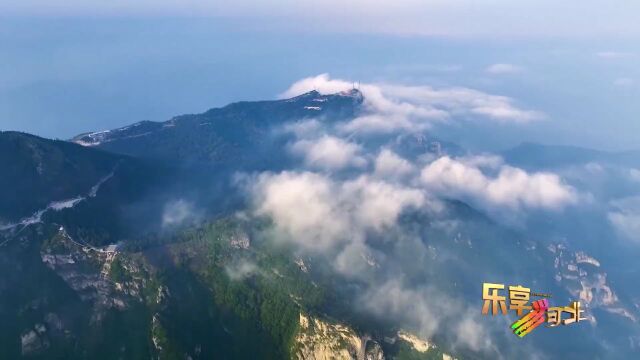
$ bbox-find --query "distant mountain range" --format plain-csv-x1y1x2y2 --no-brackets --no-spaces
503,141,640,169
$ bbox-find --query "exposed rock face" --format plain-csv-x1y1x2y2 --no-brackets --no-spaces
229,231,250,249
295,258,309,273
549,243,637,323
40,228,128,316
397,330,433,353
364,340,384,360
151,313,164,353
156,285,170,305
21,324,49,356
293,313,364,360
394,330,458,360
293,315,457,360
39,226,155,325
575,251,600,267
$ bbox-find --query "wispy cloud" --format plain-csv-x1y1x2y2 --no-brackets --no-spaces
283,74,543,135
289,135,367,170
485,63,523,75
161,199,202,229
596,51,632,59
608,196,640,243
237,74,582,356
420,155,577,211
225,259,260,280
247,171,427,251
374,148,416,179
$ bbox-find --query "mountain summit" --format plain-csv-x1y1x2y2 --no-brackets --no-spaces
71,90,364,165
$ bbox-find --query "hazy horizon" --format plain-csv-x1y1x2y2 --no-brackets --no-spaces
1,4,639,152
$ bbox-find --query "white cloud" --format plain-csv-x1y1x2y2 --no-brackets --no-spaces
282,119,323,138
281,74,354,98
243,78,582,354
454,311,496,352
374,149,416,179
250,171,348,250
283,74,448,135
338,114,427,134
248,171,426,251
361,280,441,338
485,63,523,75
384,83,544,123
345,175,425,231
225,259,259,280
332,241,379,278
289,135,367,170
585,162,604,173
360,280,496,353
457,154,504,169
161,199,202,228
608,196,640,243
284,74,543,135
470,104,541,122
630,168,640,182
420,156,577,211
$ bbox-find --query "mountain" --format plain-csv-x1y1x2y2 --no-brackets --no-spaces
0,131,170,247
0,131,128,223
2,91,640,359
2,90,467,360
71,90,364,168
1,216,462,359
502,141,640,169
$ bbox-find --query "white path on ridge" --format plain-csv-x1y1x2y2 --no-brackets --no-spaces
0,165,120,245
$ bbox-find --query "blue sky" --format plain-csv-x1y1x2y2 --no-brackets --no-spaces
0,1,639,151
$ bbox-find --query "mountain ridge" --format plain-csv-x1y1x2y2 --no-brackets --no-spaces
503,141,640,169
70,90,364,166
0,131,129,222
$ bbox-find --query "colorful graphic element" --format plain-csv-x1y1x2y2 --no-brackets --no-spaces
482,282,587,337
511,299,548,337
